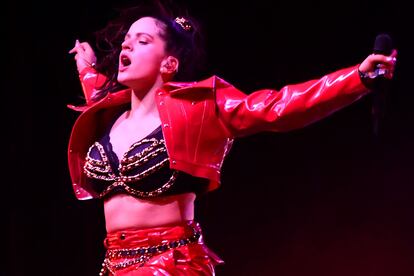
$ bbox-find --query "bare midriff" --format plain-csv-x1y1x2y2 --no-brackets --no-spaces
104,192,196,233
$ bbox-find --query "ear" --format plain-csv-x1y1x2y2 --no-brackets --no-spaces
160,56,179,75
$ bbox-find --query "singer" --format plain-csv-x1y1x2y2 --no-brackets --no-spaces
67,1,397,275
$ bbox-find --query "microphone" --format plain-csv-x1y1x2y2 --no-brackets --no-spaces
371,33,393,137
373,33,393,77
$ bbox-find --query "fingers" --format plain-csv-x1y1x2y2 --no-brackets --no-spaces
370,49,398,79
383,49,397,78
358,48,398,80
68,39,92,54
388,49,398,78
370,53,394,65
69,39,97,73
390,49,398,58
68,39,80,54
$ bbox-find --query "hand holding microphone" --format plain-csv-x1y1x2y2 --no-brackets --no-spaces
358,34,397,82
358,33,398,137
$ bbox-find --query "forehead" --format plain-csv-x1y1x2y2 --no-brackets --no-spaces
127,17,165,36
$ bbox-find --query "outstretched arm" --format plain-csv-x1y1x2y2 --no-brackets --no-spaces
216,51,398,137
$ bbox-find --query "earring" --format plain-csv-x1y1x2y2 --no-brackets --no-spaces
165,62,173,70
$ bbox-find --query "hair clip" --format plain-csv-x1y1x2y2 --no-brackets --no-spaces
174,17,192,32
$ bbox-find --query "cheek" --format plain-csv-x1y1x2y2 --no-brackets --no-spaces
145,57,166,74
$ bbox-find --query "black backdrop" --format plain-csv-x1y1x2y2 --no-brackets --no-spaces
5,0,414,275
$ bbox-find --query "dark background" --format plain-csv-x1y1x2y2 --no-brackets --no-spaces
5,0,414,275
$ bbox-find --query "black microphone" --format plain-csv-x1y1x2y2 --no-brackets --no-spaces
373,33,393,76
371,33,393,137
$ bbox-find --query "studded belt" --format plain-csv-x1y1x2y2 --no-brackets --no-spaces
99,227,201,275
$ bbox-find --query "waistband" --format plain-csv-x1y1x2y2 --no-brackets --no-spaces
104,220,202,249
100,220,204,275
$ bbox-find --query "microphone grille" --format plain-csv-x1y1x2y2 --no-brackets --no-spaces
373,33,393,55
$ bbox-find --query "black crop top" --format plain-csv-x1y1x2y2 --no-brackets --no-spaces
84,122,208,199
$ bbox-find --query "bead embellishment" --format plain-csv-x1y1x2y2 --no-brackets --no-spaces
84,138,178,198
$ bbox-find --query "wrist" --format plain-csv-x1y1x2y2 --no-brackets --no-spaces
358,68,375,89
79,66,97,78
77,61,97,75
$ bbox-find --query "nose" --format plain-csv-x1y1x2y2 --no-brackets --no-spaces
121,38,132,50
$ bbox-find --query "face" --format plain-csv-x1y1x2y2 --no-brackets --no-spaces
117,17,169,89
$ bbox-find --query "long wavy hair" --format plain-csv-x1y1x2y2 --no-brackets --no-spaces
91,0,206,102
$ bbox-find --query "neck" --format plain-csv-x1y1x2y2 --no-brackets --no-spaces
129,77,164,118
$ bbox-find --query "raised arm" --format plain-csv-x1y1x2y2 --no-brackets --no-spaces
69,40,107,105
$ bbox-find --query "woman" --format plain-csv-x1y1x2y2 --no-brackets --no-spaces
68,1,397,275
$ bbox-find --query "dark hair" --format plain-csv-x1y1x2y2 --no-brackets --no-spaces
91,0,206,102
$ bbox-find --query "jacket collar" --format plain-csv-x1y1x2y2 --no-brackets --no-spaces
163,75,231,95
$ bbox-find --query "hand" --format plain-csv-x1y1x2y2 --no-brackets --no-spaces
68,39,97,73
358,49,398,79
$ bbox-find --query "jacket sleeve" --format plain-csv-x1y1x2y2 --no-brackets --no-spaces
215,65,371,137
77,67,108,105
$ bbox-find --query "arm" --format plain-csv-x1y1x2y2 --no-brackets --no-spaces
78,67,108,105
216,51,397,137
69,40,107,105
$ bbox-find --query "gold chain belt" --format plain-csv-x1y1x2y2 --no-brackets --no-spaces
99,228,201,275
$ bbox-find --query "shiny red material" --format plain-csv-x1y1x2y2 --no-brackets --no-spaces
68,66,370,199
102,221,223,275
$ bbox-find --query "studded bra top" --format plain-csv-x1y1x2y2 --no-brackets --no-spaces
84,122,208,199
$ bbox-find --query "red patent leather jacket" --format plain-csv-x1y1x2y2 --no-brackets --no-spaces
68,66,369,200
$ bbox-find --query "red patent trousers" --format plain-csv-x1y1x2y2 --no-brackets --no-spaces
100,221,223,275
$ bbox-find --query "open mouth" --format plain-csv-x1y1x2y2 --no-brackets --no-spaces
120,55,131,67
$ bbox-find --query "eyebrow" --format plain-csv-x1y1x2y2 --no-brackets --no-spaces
124,32,155,40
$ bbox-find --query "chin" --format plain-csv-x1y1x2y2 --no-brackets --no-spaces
117,75,129,86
